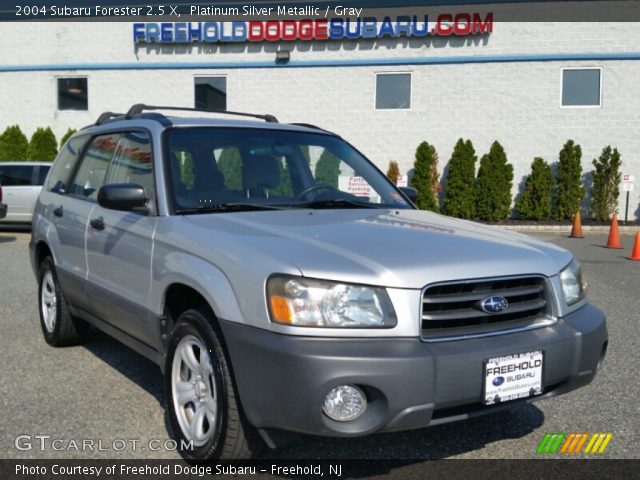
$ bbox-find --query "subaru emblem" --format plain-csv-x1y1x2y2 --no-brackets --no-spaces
493,376,505,387
481,296,509,313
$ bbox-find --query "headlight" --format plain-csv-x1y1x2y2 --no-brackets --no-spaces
267,276,397,328
559,259,587,305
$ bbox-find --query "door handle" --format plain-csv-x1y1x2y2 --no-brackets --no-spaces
53,205,63,217
90,217,105,231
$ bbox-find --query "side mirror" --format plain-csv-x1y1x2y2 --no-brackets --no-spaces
399,187,418,205
97,183,149,213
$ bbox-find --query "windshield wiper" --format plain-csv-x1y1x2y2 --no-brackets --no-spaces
176,203,286,214
296,198,379,209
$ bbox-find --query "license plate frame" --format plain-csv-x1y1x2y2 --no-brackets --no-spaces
483,350,544,405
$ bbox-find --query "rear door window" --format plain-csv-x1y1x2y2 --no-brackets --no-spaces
68,133,120,201
46,135,90,193
0,165,34,186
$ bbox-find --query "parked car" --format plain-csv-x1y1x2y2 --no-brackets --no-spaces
0,162,51,223
0,180,7,219
30,105,608,460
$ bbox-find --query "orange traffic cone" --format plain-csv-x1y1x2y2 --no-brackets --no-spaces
606,214,624,249
631,232,640,261
570,211,584,238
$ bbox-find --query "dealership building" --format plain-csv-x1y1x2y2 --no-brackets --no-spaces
1,6,639,217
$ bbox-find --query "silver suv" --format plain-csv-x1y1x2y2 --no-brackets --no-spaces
30,105,608,460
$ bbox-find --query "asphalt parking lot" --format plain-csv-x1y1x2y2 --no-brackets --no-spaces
0,228,638,461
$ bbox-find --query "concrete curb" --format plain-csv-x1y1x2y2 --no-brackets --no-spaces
501,225,639,233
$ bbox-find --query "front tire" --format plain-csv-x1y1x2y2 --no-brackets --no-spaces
165,309,262,460
38,257,88,347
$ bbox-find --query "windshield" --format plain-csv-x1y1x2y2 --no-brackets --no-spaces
164,127,411,213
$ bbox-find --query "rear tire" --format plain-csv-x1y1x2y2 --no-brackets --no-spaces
165,308,263,460
38,257,88,347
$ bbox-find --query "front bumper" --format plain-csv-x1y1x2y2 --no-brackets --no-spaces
220,304,607,438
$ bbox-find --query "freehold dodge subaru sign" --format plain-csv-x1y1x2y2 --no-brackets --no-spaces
133,13,494,44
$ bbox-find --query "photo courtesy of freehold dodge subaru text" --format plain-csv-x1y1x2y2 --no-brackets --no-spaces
29,105,607,460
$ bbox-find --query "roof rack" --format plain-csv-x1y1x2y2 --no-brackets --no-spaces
125,104,279,123
95,112,125,125
289,122,332,133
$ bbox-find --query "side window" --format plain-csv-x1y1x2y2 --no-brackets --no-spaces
0,165,34,186
68,133,120,200
36,165,51,186
106,132,154,201
46,135,90,193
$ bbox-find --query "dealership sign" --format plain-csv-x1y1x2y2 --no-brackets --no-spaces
133,14,493,44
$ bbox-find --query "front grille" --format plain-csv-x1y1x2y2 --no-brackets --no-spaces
421,276,552,340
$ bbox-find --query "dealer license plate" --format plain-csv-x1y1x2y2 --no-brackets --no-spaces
484,350,544,405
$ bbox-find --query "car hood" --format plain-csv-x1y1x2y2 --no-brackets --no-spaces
181,209,572,289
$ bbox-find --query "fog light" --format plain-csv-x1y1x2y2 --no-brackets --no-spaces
322,385,367,422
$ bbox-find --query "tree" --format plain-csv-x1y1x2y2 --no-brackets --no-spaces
386,161,400,185
590,146,622,221
60,128,77,148
515,157,554,220
218,148,243,190
27,127,58,161
269,158,293,197
443,139,476,218
314,150,341,187
475,141,514,221
554,140,584,220
0,125,29,161
410,142,439,211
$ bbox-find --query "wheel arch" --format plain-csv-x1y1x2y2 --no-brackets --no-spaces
34,241,54,276
155,258,245,327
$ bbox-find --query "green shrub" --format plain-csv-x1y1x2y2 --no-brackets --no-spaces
60,128,77,148
475,141,514,221
0,125,29,161
27,127,58,161
443,139,476,219
515,157,554,220
314,150,341,188
218,148,242,190
386,161,400,185
554,140,584,220
269,159,293,197
590,146,622,221
410,142,439,211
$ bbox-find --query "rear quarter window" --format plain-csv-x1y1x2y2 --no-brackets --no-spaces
36,165,51,186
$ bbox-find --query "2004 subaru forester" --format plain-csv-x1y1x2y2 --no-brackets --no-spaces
30,105,608,460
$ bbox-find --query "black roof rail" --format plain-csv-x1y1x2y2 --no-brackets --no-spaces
125,104,279,123
289,123,335,134
95,112,125,125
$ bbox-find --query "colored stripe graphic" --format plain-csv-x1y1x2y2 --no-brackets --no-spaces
585,433,613,454
537,433,565,454
538,433,613,454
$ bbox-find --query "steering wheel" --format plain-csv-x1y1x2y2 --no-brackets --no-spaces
294,183,340,201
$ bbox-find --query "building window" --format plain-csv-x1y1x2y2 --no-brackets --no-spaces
57,77,88,110
375,73,411,110
195,77,227,111
561,68,601,107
